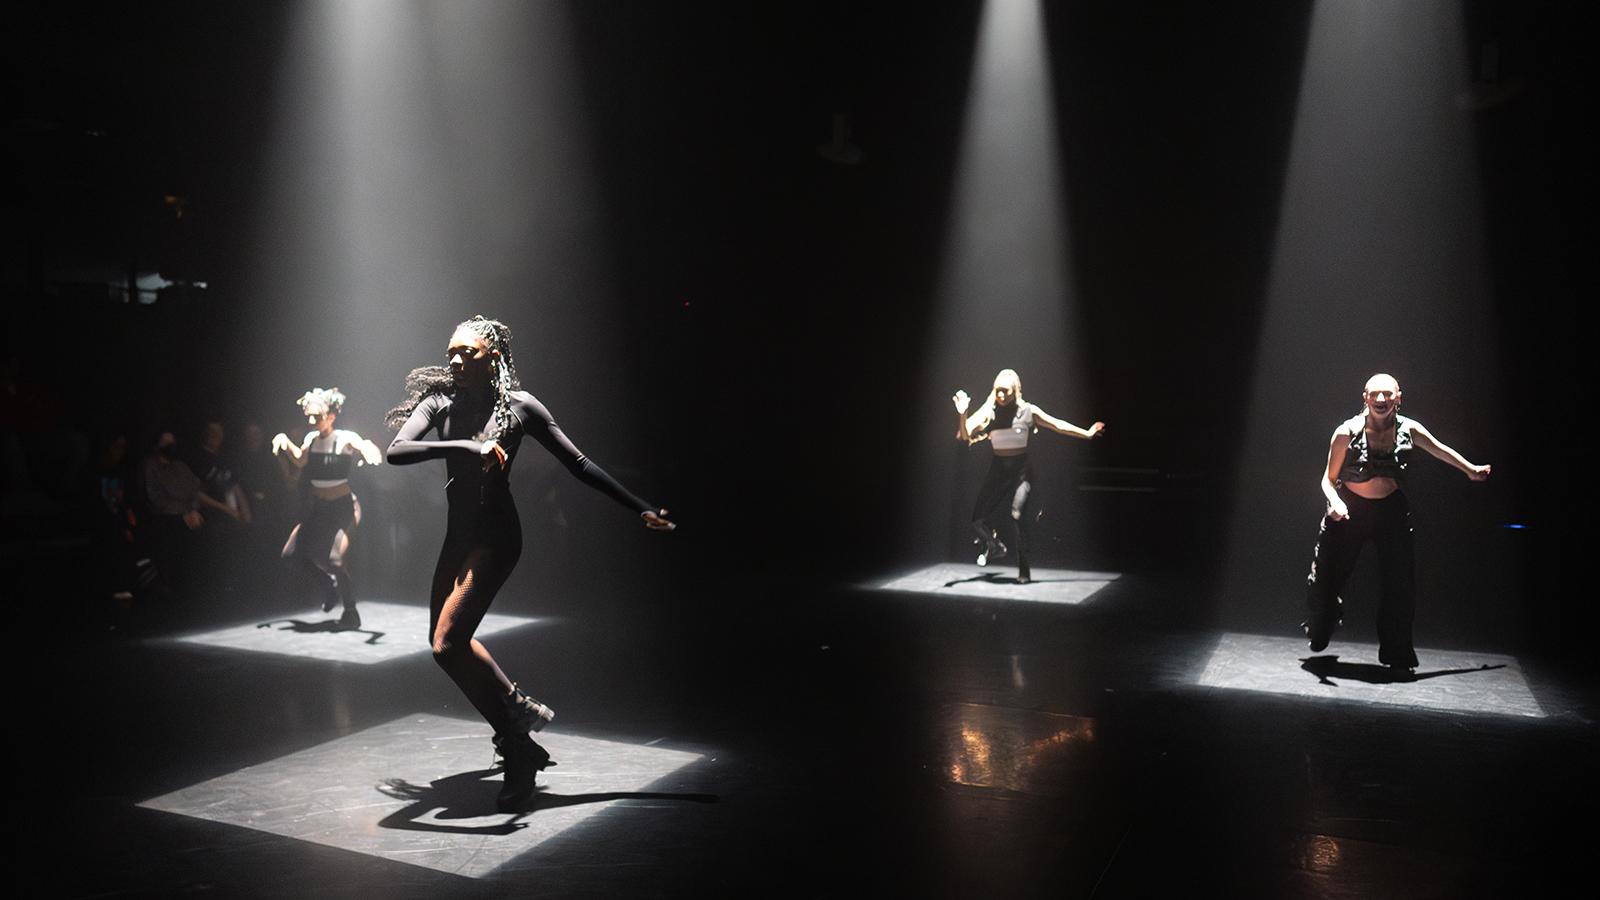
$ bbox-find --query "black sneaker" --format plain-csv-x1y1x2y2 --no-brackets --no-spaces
492,732,555,812
339,605,361,628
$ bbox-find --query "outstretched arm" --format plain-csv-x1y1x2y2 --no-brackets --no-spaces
517,395,673,529
271,431,307,465
1411,422,1491,481
1033,406,1105,440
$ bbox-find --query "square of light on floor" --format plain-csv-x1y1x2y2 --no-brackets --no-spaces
1195,632,1546,719
873,563,1119,605
163,601,545,665
139,713,709,880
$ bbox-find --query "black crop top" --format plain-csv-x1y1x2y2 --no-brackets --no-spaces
302,430,360,485
386,390,654,516
307,450,353,482
973,402,1035,450
1337,414,1416,484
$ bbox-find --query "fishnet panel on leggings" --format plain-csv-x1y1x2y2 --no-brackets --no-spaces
429,545,520,731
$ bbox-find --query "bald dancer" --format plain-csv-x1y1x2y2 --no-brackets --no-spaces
1303,374,1491,676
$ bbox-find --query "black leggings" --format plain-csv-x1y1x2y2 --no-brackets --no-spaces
284,493,356,609
1305,487,1418,667
971,453,1038,570
428,501,524,735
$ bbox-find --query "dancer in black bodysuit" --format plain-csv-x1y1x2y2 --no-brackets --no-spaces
952,369,1104,583
386,315,673,811
272,388,383,627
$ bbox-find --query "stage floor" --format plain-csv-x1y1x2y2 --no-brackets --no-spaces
35,572,1600,898
873,563,1120,605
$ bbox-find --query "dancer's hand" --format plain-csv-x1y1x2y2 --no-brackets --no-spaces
183,510,205,529
1467,463,1491,482
271,432,292,455
1087,421,1106,438
953,390,970,415
642,509,675,531
481,440,508,471
1327,500,1350,522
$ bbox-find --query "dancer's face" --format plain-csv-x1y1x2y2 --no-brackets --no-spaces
993,374,1019,407
447,328,495,387
307,411,336,433
1363,374,1401,419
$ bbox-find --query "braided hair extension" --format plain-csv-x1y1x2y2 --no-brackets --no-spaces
384,366,453,430
386,316,521,441
457,315,521,441
298,387,347,418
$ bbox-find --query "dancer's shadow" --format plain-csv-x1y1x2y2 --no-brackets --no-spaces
942,573,1093,588
376,768,718,833
944,573,1027,587
1300,654,1506,686
256,618,385,645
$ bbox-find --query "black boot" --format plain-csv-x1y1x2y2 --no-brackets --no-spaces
1302,595,1342,652
493,732,554,812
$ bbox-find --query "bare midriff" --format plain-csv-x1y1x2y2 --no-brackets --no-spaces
310,481,353,500
1343,476,1398,500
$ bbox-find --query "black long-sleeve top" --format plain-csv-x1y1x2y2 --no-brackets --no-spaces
387,390,653,517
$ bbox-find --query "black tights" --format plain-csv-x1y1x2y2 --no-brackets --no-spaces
429,512,523,735
971,454,1037,571
284,494,356,608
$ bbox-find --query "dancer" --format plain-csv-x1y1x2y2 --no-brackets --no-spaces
1303,373,1491,676
386,315,673,811
953,369,1104,584
271,388,382,627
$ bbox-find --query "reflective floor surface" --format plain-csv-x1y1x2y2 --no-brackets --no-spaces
33,572,1599,898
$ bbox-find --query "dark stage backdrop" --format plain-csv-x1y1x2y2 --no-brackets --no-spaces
4,1,1587,658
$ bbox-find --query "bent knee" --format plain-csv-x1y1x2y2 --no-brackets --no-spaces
431,637,470,664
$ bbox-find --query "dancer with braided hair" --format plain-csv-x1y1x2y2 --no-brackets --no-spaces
386,315,673,811
272,388,383,626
